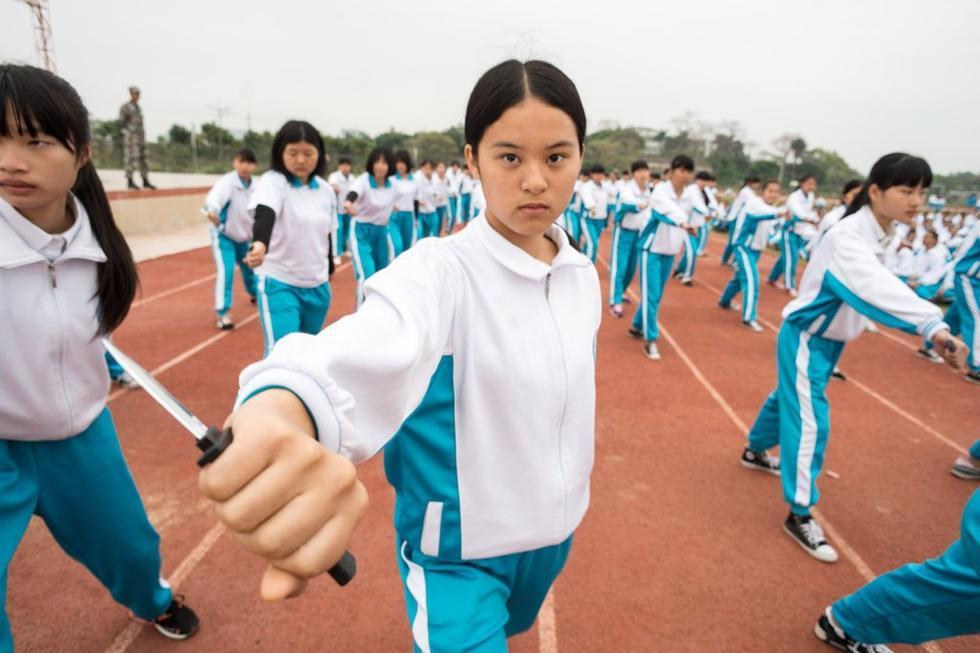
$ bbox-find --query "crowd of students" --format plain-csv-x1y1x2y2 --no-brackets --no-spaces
1,59,978,653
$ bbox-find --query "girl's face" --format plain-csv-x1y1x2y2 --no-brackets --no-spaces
869,183,926,225
466,96,581,239
842,186,861,206
436,162,446,176
372,157,389,179
396,161,408,175
761,182,781,204
632,169,649,187
0,110,87,216
421,162,433,179
282,140,318,181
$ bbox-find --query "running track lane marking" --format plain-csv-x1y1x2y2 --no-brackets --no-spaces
538,590,558,653
131,274,216,309
597,256,945,653
693,276,968,458
103,522,226,653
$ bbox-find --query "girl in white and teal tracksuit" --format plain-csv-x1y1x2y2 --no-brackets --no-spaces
672,179,710,283
230,59,599,652
768,181,818,292
0,63,197,648
948,221,980,383
415,164,440,240
579,166,611,263
608,165,650,316
203,151,257,329
390,150,420,256
719,184,784,327
327,159,356,257
346,148,399,307
721,178,759,266
742,154,961,564
248,121,338,355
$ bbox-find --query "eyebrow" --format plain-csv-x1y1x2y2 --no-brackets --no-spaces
489,140,576,149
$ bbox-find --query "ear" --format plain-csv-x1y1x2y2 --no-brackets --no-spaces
464,144,479,180
77,143,92,169
867,183,880,205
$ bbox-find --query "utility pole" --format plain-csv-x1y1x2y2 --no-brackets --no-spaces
208,101,231,164
16,0,56,72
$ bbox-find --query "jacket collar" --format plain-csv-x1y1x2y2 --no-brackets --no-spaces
471,213,591,282
853,205,891,254
0,195,107,268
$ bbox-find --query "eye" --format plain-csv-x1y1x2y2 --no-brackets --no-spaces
547,153,567,165
28,138,50,147
500,153,520,165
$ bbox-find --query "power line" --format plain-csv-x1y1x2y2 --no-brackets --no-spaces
15,0,56,72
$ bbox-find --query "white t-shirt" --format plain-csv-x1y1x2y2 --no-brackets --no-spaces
415,173,439,214
248,171,337,287
203,171,255,243
350,173,398,226
327,170,356,215
392,173,420,213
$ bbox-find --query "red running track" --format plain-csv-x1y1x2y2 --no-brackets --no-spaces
8,230,978,652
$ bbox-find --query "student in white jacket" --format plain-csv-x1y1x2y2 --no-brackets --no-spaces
0,64,199,646
579,163,612,263
672,170,712,284
608,160,651,317
721,176,761,266
768,175,818,294
739,154,968,566
628,156,697,360
327,156,356,258
199,59,601,651
203,148,258,330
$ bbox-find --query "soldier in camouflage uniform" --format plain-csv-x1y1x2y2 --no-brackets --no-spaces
118,86,155,189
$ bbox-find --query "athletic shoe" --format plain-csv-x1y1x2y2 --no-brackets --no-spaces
333,256,342,266
814,608,893,652
951,455,980,480
680,276,693,286
916,348,944,364
628,326,643,339
830,368,847,382
742,320,764,333
864,320,880,334
113,372,140,390
718,301,740,312
784,513,838,563
643,342,661,360
740,448,780,475
965,371,980,386
249,296,257,305
153,595,199,640
216,315,234,330
788,288,799,297
769,280,785,289
608,304,624,318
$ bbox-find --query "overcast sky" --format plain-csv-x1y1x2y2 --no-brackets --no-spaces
2,0,978,174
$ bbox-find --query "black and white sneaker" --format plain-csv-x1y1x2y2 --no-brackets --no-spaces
718,301,741,312
784,513,838,563
153,595,199,640
643,342,661,360
740,448,780,475
680,276,693,286
113,372,140,390
742,320,764,333
628,326,643,339
216,315,234,330
815,607,893,652
951,455,980,481
916,348,944,364
830,367,847,382
965,371,980,386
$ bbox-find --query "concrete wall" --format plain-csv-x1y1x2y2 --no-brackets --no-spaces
109,188,209,236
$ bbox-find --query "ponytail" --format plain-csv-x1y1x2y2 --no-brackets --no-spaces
74,161,139,334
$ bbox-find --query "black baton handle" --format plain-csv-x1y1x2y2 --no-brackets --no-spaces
196,426,357,587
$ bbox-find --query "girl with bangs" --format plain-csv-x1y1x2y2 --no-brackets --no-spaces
0,64,198,646
739,153,968,566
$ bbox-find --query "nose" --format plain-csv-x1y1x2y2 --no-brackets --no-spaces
0,144,29,174
521,160,548,194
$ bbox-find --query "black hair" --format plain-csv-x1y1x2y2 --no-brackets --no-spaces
420,159,433,168
620,169,629,177
651,171,662,180
450,160,460,166
762,179,781,191
742,175,761,189
465,59,586,157
234,148,257,163
695,170,712,181
630,160,649,173
670,155,695,172
590,164,605,174
270,120,326,180
338,156,352,166
365,146,395,179
841,178,863,197
844,153,932,218
0,64,137,335
797,174,817,184
393,149,413,173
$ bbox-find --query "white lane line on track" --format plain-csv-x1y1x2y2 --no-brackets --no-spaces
693,276,968,457
538,590,558,653
600,254,945,653
131,274,215,309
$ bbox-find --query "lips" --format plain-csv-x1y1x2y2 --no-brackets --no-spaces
519,203,549,211
0,180,38,195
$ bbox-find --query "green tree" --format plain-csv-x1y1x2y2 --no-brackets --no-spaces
168,124,192,145
584,128,647,171
405,132,459,164
707,134,751,186
375,129,410,151
442,125,465,155
199,122,236,147
92,119,121,140
748,159,780,181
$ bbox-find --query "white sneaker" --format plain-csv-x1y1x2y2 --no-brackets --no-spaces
680,276,693,286
788,288,799,297
608,304,624,318
864,320,880,333
916,348,944,364
742,320,764,333
643,342,661,360
216,315,234,330
784,513,838,563
114,371,140,390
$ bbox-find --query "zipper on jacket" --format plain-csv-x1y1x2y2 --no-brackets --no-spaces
543,271,569,534
48,262,74,433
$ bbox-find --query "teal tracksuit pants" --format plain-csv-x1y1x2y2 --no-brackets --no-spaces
390,211,417,257
608,225,639,305
256,274,331,355
747,322,844,515
0,408,172,652
396,536,572,652
769,228,805,290
582,217,605,263
350,221,394,307
209,228,257,317
631,251,675,341
719,246,763,323
832,490,980,645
